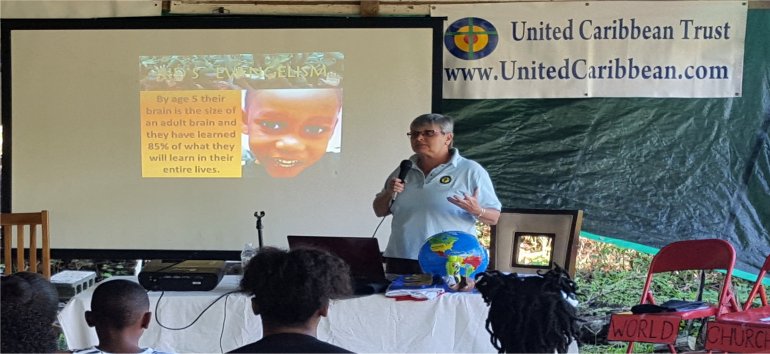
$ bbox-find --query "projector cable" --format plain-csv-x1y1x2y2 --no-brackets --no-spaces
153,289,239,331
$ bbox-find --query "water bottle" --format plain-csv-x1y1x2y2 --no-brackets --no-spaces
241,242,257,271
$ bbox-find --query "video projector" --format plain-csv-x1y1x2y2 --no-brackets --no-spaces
138,260,226,291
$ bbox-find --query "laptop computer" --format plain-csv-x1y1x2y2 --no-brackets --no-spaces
287,235,389,295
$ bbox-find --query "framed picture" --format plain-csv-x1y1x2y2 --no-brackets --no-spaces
490,209,583,276
511,232,556,269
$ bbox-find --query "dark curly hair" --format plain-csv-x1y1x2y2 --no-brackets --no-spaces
475,266,581,353
1,272,60,353
240,247,352,327
89,279,150,329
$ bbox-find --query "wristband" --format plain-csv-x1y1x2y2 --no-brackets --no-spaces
477,208,486,218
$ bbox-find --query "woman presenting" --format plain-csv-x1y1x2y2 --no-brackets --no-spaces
373,113,502,275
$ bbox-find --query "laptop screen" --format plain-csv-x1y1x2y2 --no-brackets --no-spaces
287,236,386,282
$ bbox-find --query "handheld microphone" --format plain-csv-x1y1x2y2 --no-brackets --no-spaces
392,160,413,201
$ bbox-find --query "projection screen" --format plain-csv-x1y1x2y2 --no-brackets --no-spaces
1,16,443,259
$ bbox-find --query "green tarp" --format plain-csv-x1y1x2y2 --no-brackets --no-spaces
446,9,770,275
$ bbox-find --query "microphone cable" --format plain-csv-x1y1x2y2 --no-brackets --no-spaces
371,214,388,238
373,159,411,238
372,192,397,238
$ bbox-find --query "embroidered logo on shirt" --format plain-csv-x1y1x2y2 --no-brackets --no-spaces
439,176,452,184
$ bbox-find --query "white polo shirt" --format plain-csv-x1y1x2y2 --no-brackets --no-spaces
382,149,502,260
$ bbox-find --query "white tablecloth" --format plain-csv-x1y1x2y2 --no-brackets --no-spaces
58,276,578,353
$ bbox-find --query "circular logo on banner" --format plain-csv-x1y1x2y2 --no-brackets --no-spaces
440,176,452,184
444,17,499,60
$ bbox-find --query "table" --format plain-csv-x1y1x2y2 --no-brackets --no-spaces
58,276,579,353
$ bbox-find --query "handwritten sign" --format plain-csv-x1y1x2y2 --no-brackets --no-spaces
608,313,680,344
705,321,770,352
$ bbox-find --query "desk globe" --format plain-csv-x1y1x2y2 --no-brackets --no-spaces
417,230,489,281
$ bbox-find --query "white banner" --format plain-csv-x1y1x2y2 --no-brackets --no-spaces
432,1,747,98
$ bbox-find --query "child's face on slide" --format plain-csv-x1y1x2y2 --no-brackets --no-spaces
243,89,340,178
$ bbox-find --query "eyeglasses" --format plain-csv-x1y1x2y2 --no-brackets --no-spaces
407,129,444,138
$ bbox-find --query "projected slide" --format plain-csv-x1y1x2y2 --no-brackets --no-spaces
4,18,440,256
139,53,343,178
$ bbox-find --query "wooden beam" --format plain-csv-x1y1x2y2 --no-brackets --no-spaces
168,0,768,15
360,0,380,16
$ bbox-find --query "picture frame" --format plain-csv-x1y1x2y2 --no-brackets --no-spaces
490,208,583,276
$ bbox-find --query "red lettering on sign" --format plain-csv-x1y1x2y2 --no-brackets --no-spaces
706,321,770,352
608,314,680,344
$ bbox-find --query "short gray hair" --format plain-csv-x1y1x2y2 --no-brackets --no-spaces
410,113,454,134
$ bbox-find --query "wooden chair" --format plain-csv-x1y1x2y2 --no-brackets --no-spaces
1,210,51,278
704,254,770,353
607,239,741,353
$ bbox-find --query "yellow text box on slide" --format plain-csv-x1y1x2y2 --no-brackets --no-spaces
140,90,242,178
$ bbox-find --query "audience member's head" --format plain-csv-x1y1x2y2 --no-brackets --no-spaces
84,279,152,353
1,271,60,353
475,266,581,353
240,246,352,329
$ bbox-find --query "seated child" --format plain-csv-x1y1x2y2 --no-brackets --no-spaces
1,272,61,353
74,279,173,354
475,266,581,353
229,247,354,353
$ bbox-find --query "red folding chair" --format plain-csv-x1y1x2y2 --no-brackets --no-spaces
739,254,770,310
608,239,741,353
704,254,770,353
